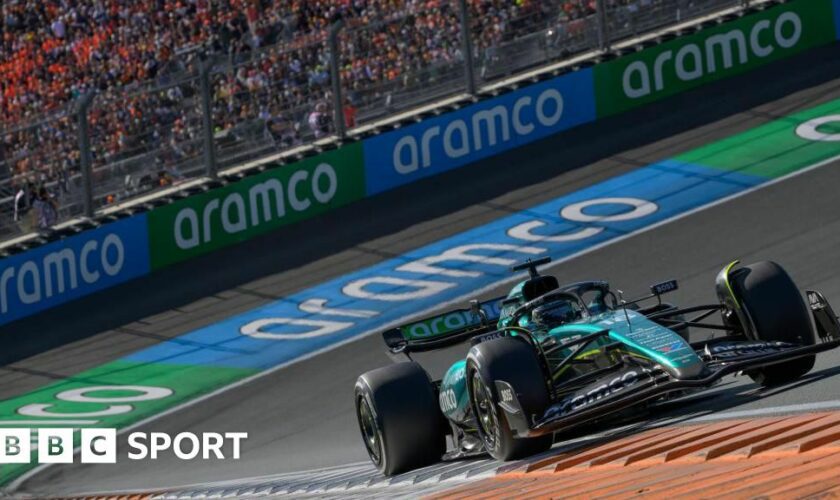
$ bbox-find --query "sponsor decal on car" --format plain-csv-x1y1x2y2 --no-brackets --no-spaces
658,340,685,353
544,368,652,420
472,330,506,345
438,389,458,413
402,298,502,340
500,387,514,404
705,340,794,359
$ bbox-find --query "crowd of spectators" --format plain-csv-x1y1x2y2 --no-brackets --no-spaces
1,0,698,233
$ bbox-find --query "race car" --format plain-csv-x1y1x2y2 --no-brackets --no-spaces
354,257,840,475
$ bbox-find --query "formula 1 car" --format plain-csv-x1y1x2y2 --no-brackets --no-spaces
354,258,840,475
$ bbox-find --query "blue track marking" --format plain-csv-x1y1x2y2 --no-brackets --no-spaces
125,161,763,369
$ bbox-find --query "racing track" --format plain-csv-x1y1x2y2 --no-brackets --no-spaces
11,44,840,495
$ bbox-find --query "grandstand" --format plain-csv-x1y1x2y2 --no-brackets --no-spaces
0,0,729,241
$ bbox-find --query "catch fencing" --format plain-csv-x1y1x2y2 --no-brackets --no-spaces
0,0,753,243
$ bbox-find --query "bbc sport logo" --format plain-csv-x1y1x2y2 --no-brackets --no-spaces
0,429,247,464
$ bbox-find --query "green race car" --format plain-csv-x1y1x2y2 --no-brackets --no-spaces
355,257,840,475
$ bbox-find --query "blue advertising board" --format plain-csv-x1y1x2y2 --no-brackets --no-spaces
0,215,150,326
835,0,840,39
363,68,597,195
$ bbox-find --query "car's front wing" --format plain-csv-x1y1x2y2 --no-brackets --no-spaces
496,338,840,439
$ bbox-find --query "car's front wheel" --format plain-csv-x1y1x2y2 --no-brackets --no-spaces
466,337,553,461
729,261,816,386
355,362,446,475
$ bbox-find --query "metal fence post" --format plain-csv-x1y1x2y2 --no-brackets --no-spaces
328,21,347,139
199,59,218,179
458,0,477,95
76,91,96,218
596,0,611,52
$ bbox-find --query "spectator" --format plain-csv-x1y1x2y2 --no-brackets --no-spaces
308,102,331,139
12,183,33,222
343,98,358,129
158,170,175,187
32,187,58,230
269,116,301,149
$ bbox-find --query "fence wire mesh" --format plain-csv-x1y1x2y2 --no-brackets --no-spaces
474,1,603,85
340,6,466,127
606,0,744,45
0,0,756,245
87,74,207,210
210,37,333,166
0,111,80,241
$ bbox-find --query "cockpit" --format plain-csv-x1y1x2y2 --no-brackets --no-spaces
500,256,618,328
560,282,617,316
532,297,585,326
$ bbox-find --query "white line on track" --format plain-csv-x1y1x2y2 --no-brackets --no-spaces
686,400,840,422
11,152,840,492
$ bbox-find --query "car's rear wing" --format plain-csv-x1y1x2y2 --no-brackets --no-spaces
382,296,507,355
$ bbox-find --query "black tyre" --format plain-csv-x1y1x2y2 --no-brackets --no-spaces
729,261,816,386
466,337,553,461
354,362,446,476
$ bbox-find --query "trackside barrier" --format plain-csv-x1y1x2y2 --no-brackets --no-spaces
0,0,838,327
146,143,366,269
362,71,596,195
362,0,839,196
594,0,837,116
0,216,149,327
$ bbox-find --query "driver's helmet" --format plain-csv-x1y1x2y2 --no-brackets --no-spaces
587,299,606,315
583,289,608,315
532,298,583,326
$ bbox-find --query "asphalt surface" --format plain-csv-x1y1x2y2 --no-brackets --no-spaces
12,44,840,495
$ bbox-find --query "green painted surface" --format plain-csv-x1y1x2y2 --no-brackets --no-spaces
677,97,840,177
147,142,366,269
594,0,836,116
0,360,255,486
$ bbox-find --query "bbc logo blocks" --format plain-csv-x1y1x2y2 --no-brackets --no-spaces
81,429,116,463
0,429,246,464
0,429,29,463
0,428,116,464
37,428,73,463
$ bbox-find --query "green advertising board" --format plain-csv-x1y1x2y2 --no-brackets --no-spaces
594,0,837,116
147,142,366,269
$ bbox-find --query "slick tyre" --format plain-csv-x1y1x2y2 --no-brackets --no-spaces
355,362,446,476
466,337,553,461
730,261,816,386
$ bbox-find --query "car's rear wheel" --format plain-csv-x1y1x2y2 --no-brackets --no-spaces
354,362,446,475
729,261,816,386
466,337,553,461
